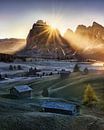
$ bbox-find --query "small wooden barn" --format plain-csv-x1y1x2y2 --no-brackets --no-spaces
60,70,71,79
10,85,32,98
41,101,80,116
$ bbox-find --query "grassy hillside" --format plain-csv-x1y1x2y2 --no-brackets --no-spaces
28,73,104,101
0,72,103,129
0,72,103,102
0,113,104,130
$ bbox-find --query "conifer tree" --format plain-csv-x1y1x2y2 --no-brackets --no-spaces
73,64,80,72
83,84,98,106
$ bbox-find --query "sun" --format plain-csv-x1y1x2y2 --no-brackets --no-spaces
47,20,65,35
50,22,58,29
48,20,59,30
46,18,66,35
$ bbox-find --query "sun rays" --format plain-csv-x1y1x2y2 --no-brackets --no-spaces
32,21,66,56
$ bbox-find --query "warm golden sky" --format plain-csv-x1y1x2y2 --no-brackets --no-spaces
0,0,104,38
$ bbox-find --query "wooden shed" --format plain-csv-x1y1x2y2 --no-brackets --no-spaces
60,70,71,79
10,85,32,98
41,101,80,116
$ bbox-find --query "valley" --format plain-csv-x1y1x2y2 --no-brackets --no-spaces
0,60,104,129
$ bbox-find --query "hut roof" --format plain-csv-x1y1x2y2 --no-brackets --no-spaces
60,70,71,74
13,85,32,93
41,101,76,111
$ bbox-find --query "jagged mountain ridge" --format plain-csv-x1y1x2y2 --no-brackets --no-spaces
64,22,104,61
1,21,104,60
75,22,104,44
21,20,78,59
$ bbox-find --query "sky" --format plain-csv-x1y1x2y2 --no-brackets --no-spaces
0,0,104,38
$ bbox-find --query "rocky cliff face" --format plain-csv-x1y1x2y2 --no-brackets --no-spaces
22,20,78,60
75,22,104,44
64,22,104,61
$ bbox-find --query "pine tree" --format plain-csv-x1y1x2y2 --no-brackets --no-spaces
17,65,22,70
83,67,89,74
83,84,98,106
9,65,13,70
42,88,49,97
73,64,80,72
14,65,16,70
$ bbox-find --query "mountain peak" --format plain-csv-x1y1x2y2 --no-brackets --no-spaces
20,20,77,59
92,21,103,28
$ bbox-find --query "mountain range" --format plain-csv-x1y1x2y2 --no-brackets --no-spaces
64,22,104,60
1,21,104,60
19,20,80,60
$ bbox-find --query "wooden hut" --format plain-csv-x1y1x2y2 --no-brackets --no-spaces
60,70,71,79
41,101,80,116
10,85,32,98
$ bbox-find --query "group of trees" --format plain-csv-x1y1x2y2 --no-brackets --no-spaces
0,53,14,62
26,67,54,77
27,67,42,76
9,65,22,71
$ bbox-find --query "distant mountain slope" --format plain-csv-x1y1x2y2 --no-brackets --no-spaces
0,38,26,54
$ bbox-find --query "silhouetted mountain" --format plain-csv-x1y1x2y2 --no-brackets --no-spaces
20,20,80,60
